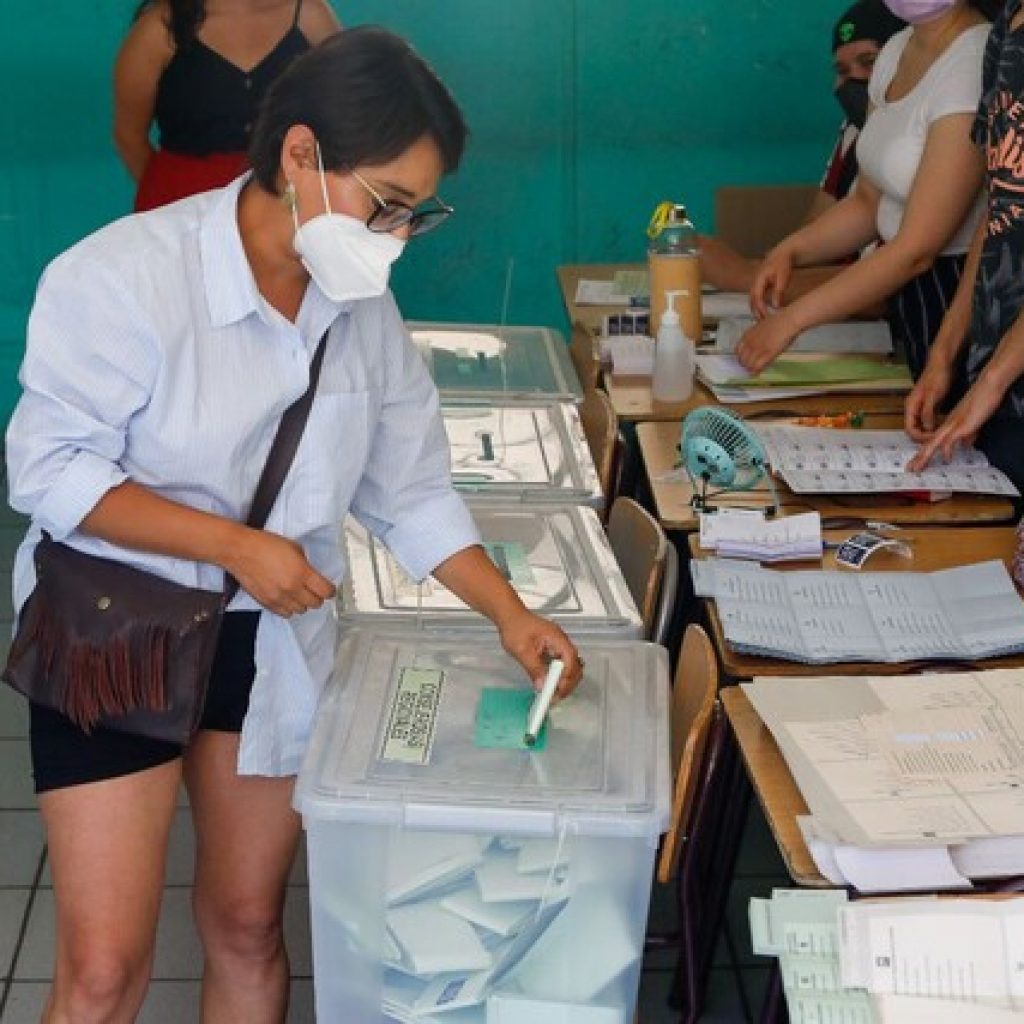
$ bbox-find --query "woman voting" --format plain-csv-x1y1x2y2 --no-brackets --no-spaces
6,28,581,1024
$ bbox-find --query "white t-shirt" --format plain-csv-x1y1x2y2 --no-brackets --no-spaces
856,23,988,254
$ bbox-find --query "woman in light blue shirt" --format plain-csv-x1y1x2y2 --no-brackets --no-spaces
6,27,582,1024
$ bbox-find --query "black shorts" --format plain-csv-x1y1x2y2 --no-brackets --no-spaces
29,611,260,794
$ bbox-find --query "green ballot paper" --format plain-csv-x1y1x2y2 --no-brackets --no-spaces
474,688,547,751
724,357,911,388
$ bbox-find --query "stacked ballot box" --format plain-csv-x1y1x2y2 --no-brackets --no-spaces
294,629,670,1023
339,502,643,640
441,400,603,511
407,322,582,405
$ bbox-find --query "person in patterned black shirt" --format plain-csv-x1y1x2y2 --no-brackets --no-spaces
908,0,1024,494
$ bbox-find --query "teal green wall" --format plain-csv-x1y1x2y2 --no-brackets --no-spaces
0,0,847,417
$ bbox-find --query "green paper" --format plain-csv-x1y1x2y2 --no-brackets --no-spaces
474,688,547,750
724,357,911,388
483,541,536,588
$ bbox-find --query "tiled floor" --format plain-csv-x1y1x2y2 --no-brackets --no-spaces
0,502,788,1023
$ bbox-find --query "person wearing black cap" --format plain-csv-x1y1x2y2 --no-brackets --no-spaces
698,0,905,298
823,0,908,208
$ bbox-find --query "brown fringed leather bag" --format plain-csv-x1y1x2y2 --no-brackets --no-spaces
3,329,329,744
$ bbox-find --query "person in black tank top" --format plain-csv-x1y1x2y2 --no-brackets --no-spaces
114,0,341,211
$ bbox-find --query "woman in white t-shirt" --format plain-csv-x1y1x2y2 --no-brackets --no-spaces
737,0,1001,381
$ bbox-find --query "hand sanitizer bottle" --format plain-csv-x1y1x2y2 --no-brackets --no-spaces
652,289,695,403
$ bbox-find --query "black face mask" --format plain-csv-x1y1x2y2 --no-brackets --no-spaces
834,78,870,130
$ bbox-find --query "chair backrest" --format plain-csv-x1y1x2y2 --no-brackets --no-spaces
657,623,719,884
579,388,618,508
714,183,819,259
606,497,666,638
568,324,601,394
651,540,678,648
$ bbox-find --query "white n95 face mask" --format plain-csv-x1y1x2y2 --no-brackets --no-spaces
291,146,405,302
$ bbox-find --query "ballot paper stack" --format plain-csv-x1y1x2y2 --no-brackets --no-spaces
754,425,1020,498
691,557,1024,663
294,628,669,1023
698,509,823,563
742,669,1024,892
751,889,1024,1022
695,353,910,404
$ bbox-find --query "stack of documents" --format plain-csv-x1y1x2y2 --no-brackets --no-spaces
742,669,1024,891
691,557,1024,663
573,269,649,306
698,509,823,562
716,317,894,355
755,425,1020,497
696,354,911,404
752,889,1024,1021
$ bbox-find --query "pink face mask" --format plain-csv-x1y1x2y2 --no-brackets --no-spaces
882,0,956,23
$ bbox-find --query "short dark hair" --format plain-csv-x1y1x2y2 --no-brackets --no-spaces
968,0,1005,20
249,26,468,194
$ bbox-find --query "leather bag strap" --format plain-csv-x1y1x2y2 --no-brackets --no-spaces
224,328,330,599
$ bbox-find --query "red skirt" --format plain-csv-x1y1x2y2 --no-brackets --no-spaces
134,149,250,212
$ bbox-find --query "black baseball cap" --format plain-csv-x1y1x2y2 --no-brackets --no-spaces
832,0,906,53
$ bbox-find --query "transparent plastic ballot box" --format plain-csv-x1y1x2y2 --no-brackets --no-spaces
407,322,583,404
442,401,603,509
294,628,670,1024
339,504,642,639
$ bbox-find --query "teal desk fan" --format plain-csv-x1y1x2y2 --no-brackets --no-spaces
680,407,778,515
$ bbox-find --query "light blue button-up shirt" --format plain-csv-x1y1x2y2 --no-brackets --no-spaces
6,174,480,776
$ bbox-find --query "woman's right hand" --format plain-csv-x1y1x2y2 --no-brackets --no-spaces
224,528,336,617
904,357,954,442
750,244,795,319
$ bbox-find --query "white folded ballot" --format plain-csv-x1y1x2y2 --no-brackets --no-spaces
698,509,823,563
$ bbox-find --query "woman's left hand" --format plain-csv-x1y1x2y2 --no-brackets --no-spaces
736,312,799,373
498,609,584,699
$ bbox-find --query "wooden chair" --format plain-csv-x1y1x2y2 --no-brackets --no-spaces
579,387,618,512
606,497,667,640
658,624,719,885
647,623,723,1024
714,183,819,259
568,323,601,394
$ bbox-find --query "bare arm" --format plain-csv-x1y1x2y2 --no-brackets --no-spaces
432,545,583,696
299,0,343,42
113,5,174,182
739,114,984,372
905,216,986,442
80,481,335,617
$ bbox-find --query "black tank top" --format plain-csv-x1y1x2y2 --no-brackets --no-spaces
154,0,310,155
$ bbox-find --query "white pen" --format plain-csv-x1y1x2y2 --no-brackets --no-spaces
524,658,565,748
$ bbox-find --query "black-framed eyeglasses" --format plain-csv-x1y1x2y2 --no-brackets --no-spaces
351,169,453,237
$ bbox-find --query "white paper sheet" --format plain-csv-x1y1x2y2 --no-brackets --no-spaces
693,559,1024,664
754,425,1019,497
716,318,893,354
699,509,823,562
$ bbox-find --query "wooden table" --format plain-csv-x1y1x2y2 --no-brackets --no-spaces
607,374,908,424
721,687,825,886
557,262,645,335
692,526,1024,679
639,419,1019,532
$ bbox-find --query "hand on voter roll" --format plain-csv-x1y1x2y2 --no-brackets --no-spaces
749,243,795,320
907,376,1005,473
735,309,799,374
225,527,336,618
498,609,583,699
